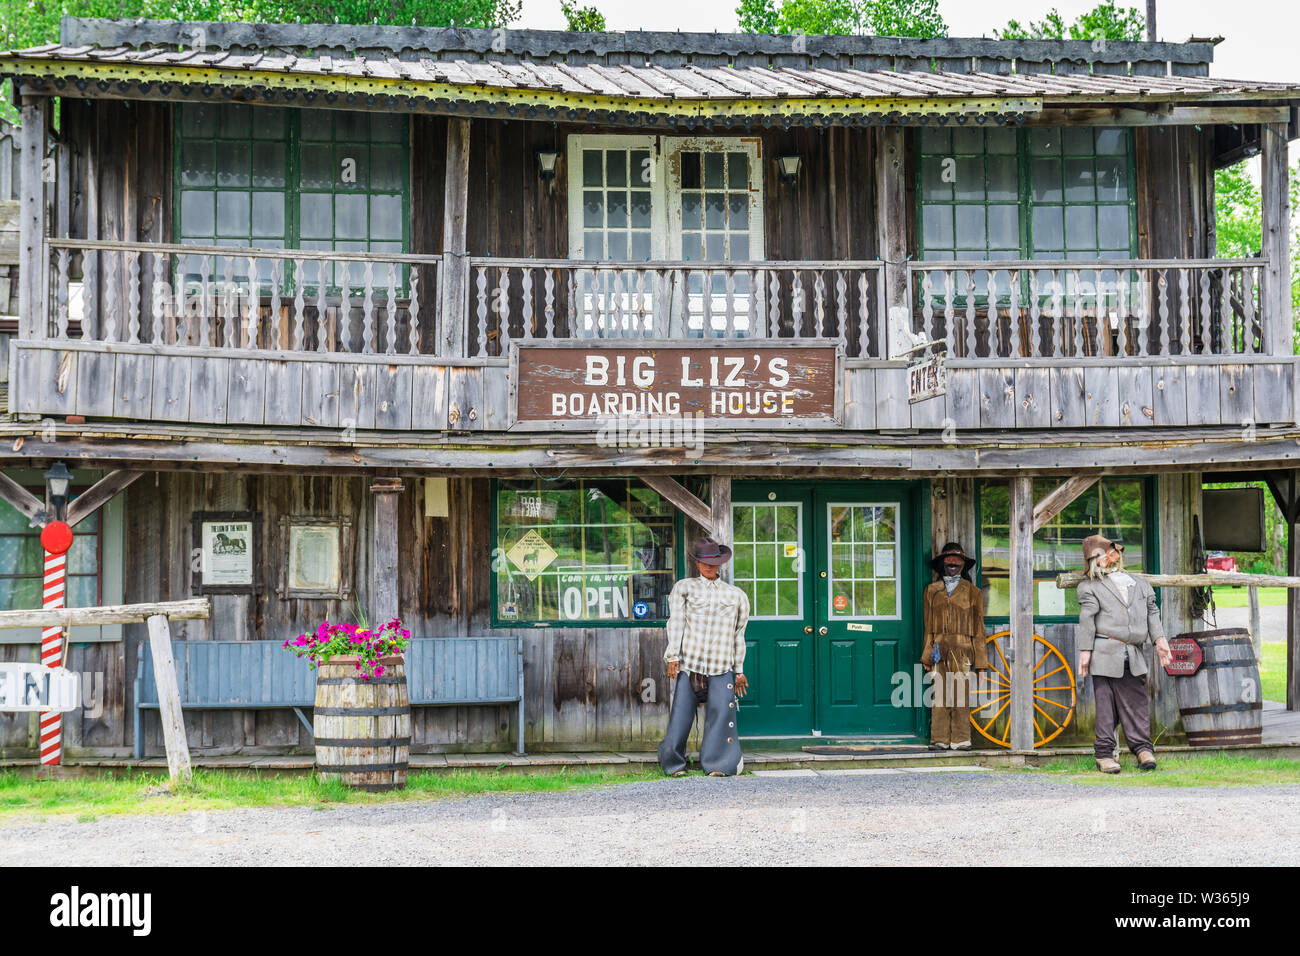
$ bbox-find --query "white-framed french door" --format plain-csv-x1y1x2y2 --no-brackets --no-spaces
564,134,765,338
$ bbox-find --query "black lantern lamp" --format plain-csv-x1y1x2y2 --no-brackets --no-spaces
537,151,560,193
777,154,802,189
44,461,72,521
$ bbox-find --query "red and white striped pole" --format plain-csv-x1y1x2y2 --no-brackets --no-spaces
38,520,73,767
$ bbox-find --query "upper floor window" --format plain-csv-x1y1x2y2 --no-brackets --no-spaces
174,104,409,258
918,126,1135,262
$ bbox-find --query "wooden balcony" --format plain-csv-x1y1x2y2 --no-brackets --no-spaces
8,240,1296,433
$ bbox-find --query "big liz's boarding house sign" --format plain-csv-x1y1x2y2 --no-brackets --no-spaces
509,340,842,429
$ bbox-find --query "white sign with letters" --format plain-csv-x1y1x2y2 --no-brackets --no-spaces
0,663,80,712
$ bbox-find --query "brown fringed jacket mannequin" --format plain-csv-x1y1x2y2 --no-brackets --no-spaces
921,542,988,750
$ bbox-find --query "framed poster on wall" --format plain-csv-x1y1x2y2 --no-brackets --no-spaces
191,511,260,595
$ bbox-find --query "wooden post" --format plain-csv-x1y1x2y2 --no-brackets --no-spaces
1009,477,1035,752
371,477,404,625
1260,122,1292,357
17,96,49,340
1289,509,1300,710
874,126,912,359
440,118,471,358
146,613,192,783
1146,0,1157,41
710,475,732,583
1248,585,1262,662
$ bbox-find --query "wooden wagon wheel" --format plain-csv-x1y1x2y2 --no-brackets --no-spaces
969,629,1077,749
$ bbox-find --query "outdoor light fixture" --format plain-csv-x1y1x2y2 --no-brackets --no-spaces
777,154,802,188
44,461,73,521
537,151,560,193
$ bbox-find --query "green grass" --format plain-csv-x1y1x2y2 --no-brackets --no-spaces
0,766,663,821
1018,752,1300,787
1261,641,1287,703
1209,586,1288,608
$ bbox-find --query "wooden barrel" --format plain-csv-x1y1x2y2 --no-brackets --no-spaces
313,654,410,791
1174,629,1263,747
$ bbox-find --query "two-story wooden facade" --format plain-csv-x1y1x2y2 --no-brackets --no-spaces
1,17,1298,758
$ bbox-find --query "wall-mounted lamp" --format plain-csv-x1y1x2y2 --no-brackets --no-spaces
44,461,73,522
777,154,802,189
537,151,560,194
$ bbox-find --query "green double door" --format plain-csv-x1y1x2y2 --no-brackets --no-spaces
732,481,926,738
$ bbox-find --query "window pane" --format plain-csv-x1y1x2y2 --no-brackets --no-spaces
1065,205,1097,250
251,143,286,188
1097,205,1130,249
705,192,725,229
986,155,1017,201
728,194,748,231
1032,206,1064,250
954,205,985,249
370,146,404,190
68,533,98,574
988,205,1019,249
299,193,332,239
1031,158,1062,202
607,190,627,229
299,147,334,189
920,156,952,201
630,190,652,228
1096,155,1129,201
180,102,216,137
728,152,748,188
583,149,603,187
0,576,41,612
681,192,701,231
1063,157,1095,202
920,127,951,153
215,142,251,188
681,151,701,189
583,190,604,228
1029,128,1060,155
922,205,954,249
1095,128,1127,155
216,191,250,237
629,231,651,260
370,113,404,143
495,480,676,623
606,150,627,188
952,157,984,201
952,127,982,154
631,150,651,186
607,231,627,260
221,104,252,138
704,152,724,189
252,108,286,140
1062,127,1094,155
252,195,286,239
370,195,402,240
986,128,1017,154
335,194,367,239
181,191,215,237
180,143,215,187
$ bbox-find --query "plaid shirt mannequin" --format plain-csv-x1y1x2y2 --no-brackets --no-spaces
663,575,750,676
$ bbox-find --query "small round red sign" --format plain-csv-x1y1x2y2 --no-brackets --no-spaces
833,594,848,611
40,520,74,556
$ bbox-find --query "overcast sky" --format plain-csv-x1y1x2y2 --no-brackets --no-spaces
515,0,1300,84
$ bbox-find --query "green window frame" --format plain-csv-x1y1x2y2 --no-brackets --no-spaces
917,126,1138,263
975,476,1158,622
491,478,685,627
173,103,410,292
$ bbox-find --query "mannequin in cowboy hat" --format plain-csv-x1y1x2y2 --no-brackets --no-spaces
1077,534,1173,773
921,542,988,751
658,536,751,777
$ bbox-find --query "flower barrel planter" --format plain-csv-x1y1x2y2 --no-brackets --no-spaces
313,654,410,792
1173,628,1263,747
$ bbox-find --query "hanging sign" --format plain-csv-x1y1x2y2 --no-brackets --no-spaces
907,352,947,404
507,529,558,581
511,341,841,427
0,663,80,713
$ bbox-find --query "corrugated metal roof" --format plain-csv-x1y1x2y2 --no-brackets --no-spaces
7,43,1299,102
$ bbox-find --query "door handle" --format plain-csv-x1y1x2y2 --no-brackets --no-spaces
803,626,813,634
818,626,828,636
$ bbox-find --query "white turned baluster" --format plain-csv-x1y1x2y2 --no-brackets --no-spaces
566,270,577,339
103,253,120,342
1115,272,1129,357
769,270,781,337
520,267,534,340
126,251,141,344
55,249,70,338
543,268,556,340
790,271,804,336
942,270,956,357
475,265,489,354
497,268,511,352
1071,269,1084,357
986,271,1000,357
383,261,398,355
964,271,977,359
222,254,236,348
920,270,934,346
1198,269,1212,353
1243,267,1257,354
1176,268,1190,354
724,269,736,336
1007,270,1020,358
362,260,376,355
316,259,330,353
292,259,306,350
636,269,649,337
407,266,420,355
245,256,259,349
813,270,826,338
835,270,848,344
1219,267,1233,354
856,270,868,357
270,259,282,348
1028,270,1042,357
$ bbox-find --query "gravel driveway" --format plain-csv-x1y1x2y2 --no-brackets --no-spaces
5,769,1299,866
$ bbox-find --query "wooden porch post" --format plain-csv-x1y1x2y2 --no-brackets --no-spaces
440,118,471,359
710,476,732,583
875,126,912,359
371,478,404,625
1260,122,1292,357
1264,470,1300,711
1009,477,1035,751
17,96,49,341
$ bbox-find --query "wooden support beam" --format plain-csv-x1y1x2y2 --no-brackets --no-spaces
710,475,733,582
440,117,471,359
0,598,210,629
146,613,192,783
1056,570,1300,588
1249,585,1262,662
16,97,48,341
1261,122,1292,358
875,126,913,359
370,477,403,625
1024,106,1292,127
0,471,44,524
65,469,144,528
1032,474,1098,532
1009,477,1035,752
641,475,712,533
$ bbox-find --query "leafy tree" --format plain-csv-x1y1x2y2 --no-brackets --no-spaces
995,0,1144,42
560,0,605,31
736,0,946,37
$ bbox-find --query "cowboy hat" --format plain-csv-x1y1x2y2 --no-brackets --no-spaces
1082,534,1124,563
931,541,975,576
691,536,733,566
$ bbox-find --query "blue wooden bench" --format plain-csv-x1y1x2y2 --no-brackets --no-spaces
135,636,525,757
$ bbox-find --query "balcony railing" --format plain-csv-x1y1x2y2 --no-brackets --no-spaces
32,242,1277,363
467,258,886,358
909,258,1268,360
43,240,441,355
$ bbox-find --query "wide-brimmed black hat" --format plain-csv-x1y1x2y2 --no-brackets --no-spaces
931,541,975,576
691,536,733,566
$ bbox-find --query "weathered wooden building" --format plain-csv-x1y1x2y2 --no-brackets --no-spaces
1,17,1298,757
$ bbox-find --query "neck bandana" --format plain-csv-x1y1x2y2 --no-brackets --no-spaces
943,574,961,595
